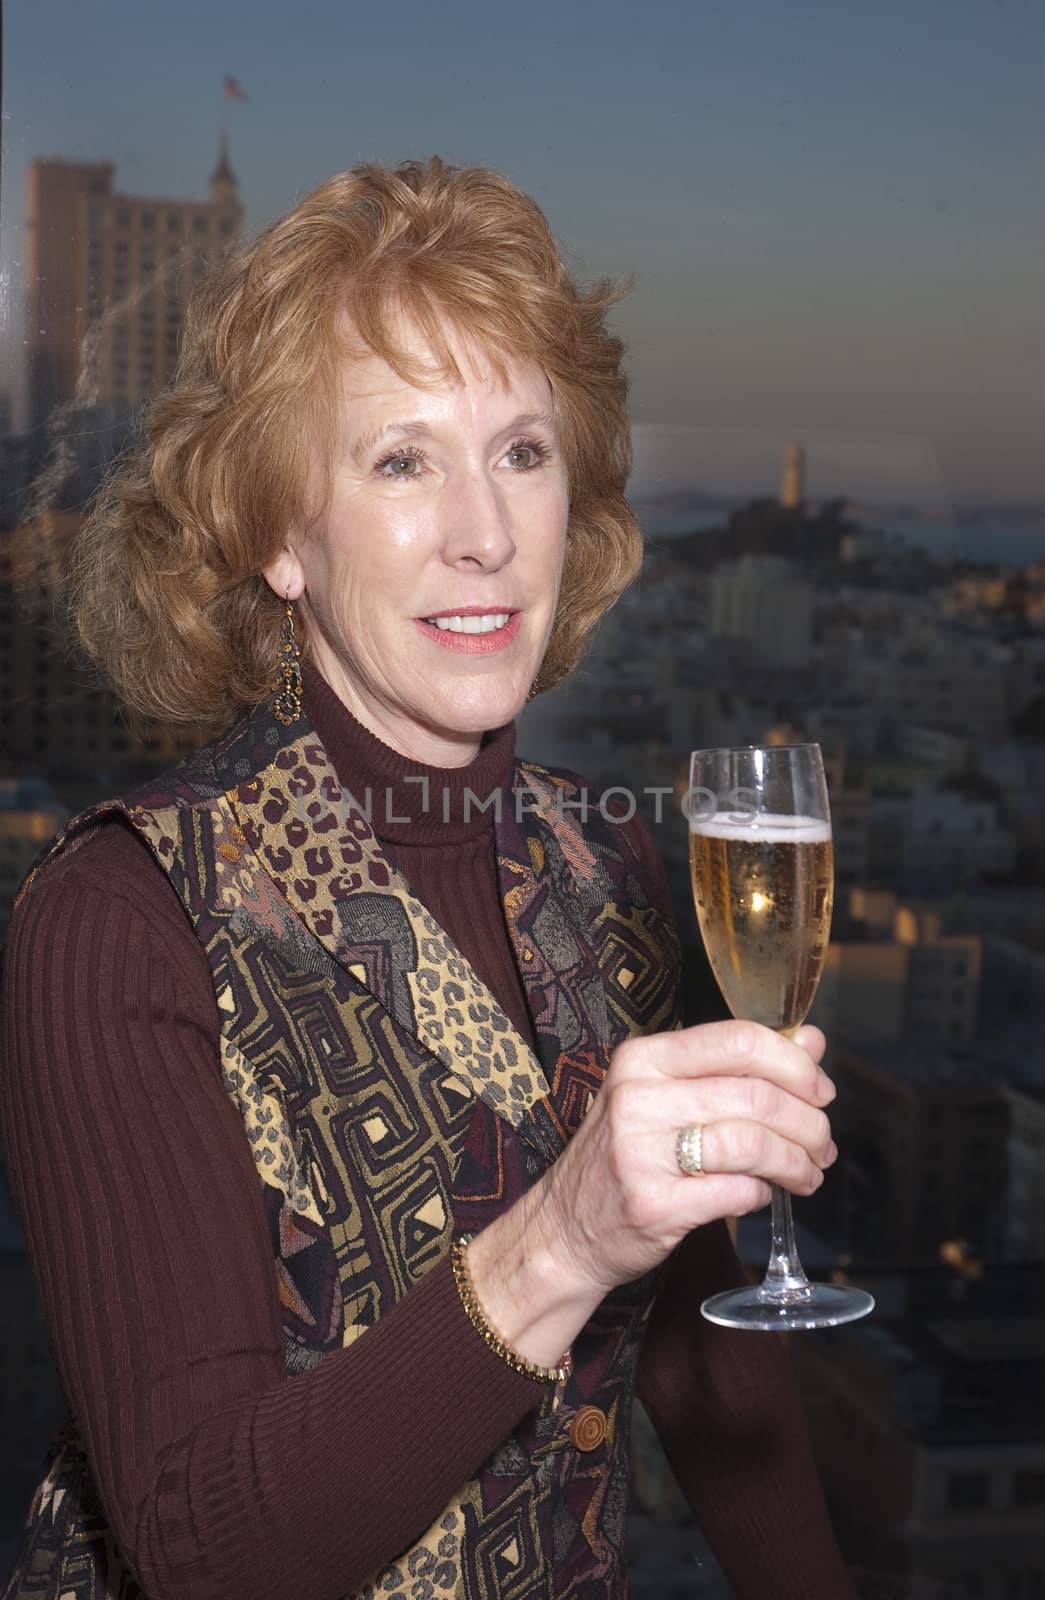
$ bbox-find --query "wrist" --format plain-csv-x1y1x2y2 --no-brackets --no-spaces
453,1236,571,1383
466,1186,604,1370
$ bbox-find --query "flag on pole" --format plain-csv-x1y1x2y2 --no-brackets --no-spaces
224,75,248,101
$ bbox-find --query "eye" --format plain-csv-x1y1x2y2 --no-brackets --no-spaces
376,445,426,478
504,437,551,471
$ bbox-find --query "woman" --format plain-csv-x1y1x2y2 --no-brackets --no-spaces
2,157,854,1599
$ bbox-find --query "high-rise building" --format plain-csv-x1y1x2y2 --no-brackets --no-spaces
813,1042,1008,1261
0,514,204,816
25,148,243,430
26,160,113,433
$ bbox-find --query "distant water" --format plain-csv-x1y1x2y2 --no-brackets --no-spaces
633,502,1045,568
883,520,1045,567
635,506,729,539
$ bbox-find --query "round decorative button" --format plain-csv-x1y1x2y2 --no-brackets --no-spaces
569,1405,607,1452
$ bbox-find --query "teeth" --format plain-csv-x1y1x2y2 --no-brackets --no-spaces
425,613,511,635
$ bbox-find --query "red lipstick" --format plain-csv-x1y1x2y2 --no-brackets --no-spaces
413,608,522,654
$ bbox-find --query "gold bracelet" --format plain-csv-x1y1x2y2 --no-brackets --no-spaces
451,1234,572,1385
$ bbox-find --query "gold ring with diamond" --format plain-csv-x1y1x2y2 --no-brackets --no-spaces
676,1124,705,1176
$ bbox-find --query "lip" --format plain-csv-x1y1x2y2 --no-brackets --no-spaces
420,606,520,619
413,610,523,654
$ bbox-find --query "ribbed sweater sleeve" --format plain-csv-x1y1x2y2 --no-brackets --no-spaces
0,822,544,1600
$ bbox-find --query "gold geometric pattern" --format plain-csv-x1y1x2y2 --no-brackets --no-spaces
217,1033,324,1224
226,743,555,1151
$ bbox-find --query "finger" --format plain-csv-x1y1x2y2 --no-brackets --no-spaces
632,1077,835,1169
680,1174,774,1221
790,1024,828,1065
693,1119,826,1196
613,1019,834,1107
605,1076,834,1167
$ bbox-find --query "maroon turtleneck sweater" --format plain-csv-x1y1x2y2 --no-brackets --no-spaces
0,662,854,1600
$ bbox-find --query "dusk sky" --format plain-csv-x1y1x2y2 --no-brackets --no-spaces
2,0,1043,506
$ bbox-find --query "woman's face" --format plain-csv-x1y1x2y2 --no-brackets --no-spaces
265,316,569,766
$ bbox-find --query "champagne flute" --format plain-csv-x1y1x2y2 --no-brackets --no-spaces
686,744,874,1331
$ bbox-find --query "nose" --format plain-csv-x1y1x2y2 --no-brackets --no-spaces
441,464,517,572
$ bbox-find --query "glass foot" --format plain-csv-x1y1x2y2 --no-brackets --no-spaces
701,1281,874,1332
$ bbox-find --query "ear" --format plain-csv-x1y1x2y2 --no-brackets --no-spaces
262,545,306,602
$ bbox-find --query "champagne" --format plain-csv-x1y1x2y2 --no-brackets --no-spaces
688,813,833,1031
686,746,871,1332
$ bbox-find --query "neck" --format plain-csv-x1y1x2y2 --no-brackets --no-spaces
300,657,518,847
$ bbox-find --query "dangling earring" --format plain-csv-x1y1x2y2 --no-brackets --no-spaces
527,676,540,703
273,593,303,725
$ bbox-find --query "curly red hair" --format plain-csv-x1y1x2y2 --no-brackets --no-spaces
67,156,642,727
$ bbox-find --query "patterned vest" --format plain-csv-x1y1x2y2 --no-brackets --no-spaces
6,695,681,1600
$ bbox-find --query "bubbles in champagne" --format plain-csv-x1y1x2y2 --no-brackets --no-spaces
688,813,834,1031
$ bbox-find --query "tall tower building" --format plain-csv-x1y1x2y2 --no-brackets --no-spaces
781,444,805,510
25,152,244,431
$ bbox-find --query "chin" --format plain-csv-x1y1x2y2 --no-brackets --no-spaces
439,679,529,735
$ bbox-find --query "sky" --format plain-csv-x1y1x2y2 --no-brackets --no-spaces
2,0,1043,507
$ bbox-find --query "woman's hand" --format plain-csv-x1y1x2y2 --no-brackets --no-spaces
467,1020,837,1367
540,1019,837,1297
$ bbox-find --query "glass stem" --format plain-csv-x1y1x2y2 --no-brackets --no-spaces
759,1184,813,1302
759,1022,813,1303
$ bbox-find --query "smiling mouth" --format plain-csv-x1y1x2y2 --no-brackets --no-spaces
414,610,523,653
420,612,513,635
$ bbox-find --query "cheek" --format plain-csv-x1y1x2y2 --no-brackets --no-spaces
378,496,442,557
296,534,369,660
548,509,570,596
533,482,569,579
302,504,430,628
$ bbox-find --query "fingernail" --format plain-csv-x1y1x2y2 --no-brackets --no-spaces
817,1072,836,1104
827,1140,838,1166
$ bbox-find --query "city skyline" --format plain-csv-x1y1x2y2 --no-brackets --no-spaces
3,12,1043,1582
2,1,1044,508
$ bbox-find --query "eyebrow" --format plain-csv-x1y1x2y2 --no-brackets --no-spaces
349,410,560,465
